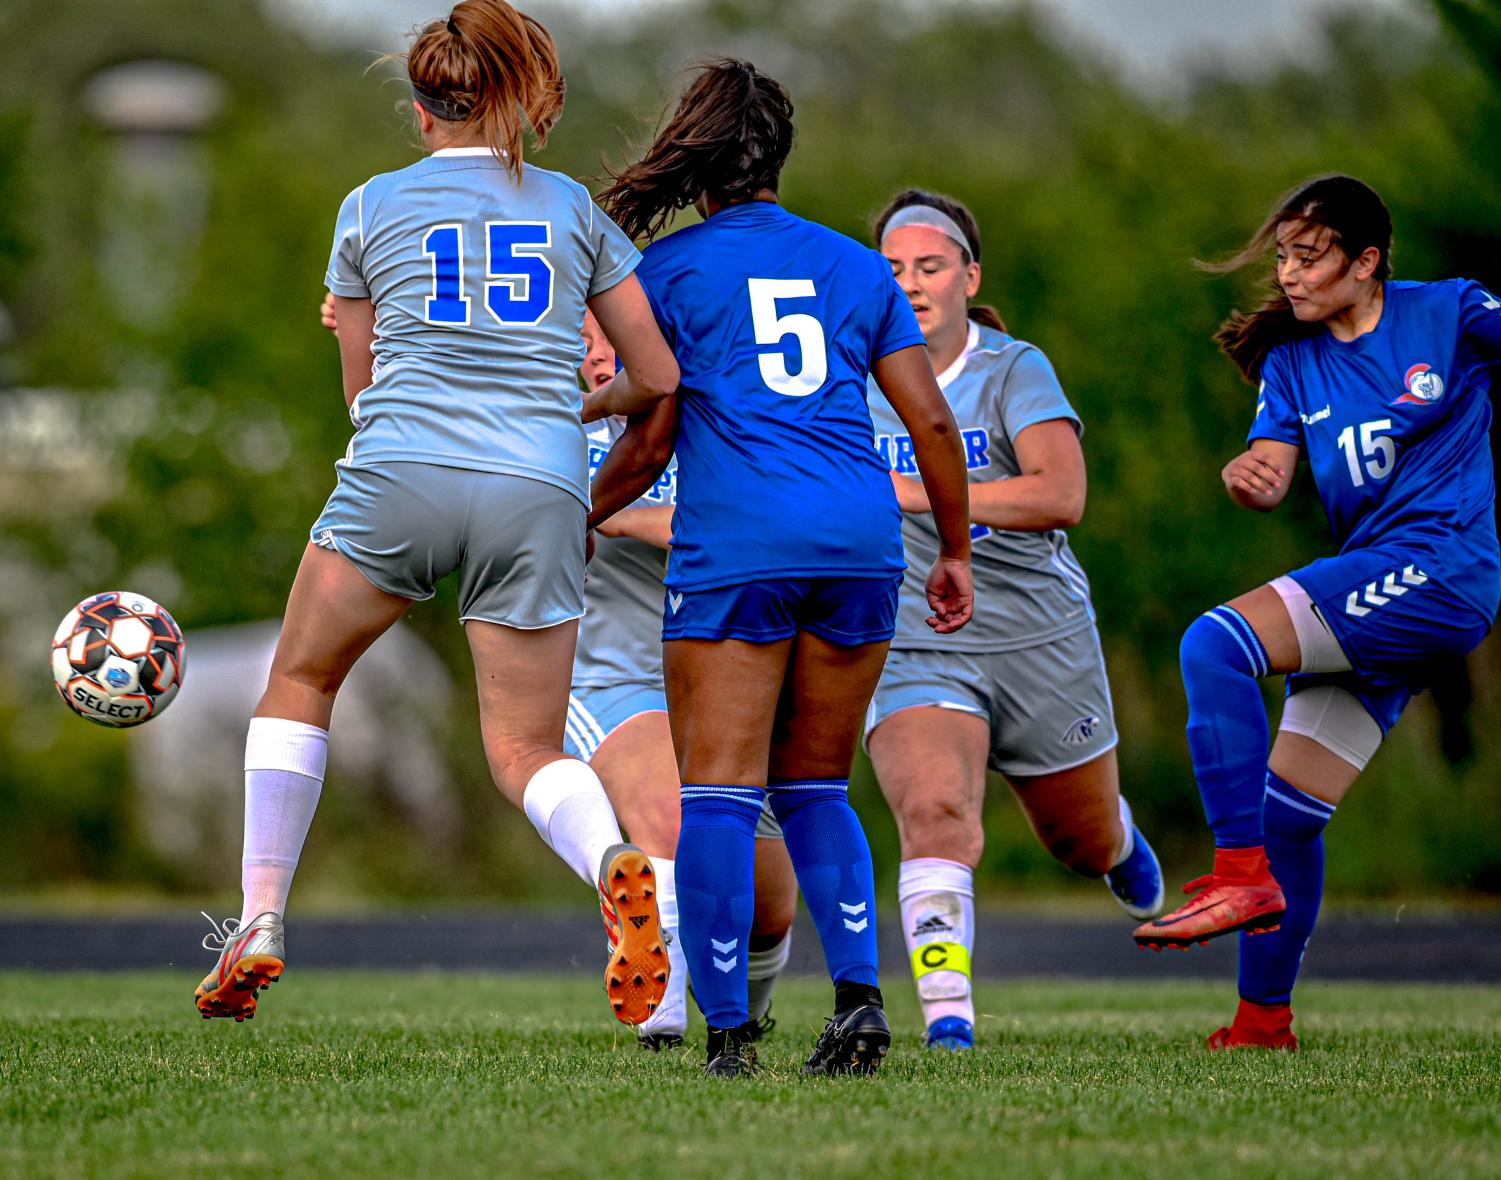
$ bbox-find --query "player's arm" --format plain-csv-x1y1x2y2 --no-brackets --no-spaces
333,295,377,408
891,418,1086,531
1223,439,1299,512
873,344,973,633
587,396,678,531
581,275,679,423
596,505,673,549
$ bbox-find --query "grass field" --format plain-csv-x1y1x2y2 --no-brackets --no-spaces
2,972,1498,1180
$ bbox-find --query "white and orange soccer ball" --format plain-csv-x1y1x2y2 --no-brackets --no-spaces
51,591,186,727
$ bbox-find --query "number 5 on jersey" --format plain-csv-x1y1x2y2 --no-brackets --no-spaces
748,277,828,396
422,221,554,327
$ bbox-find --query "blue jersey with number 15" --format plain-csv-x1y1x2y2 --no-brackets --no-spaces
635,202,923,591
325,147,640,506
1250,278,1501,617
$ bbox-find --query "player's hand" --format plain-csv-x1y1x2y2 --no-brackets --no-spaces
1222,450,1285,499
924,555,973,634
319,292,338,333
890,471,931,513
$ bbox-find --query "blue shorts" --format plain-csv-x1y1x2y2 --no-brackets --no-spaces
661,575,902,647
1287,546,1493,732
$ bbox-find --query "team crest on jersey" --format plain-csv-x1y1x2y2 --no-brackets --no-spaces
1394,363,1444,406
1061,715,1101,745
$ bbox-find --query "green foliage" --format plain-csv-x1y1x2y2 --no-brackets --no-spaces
3,973,1500,1179
1,0,1498,900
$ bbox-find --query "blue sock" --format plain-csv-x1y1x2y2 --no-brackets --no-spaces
766,779,879,988
1237,771,1334,1005
1180,607,1273,848
674,783,762,1029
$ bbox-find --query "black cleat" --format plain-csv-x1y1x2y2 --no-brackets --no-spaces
637,1032,685,1053
742,1008,776,1043
704,1021,759,1078
803,1003,891,1076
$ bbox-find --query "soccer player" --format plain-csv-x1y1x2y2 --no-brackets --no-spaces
570,311,800,1049
863,190,1166,1052
587,60,975,1077
1134,175,1499,1049
193,1,681,1028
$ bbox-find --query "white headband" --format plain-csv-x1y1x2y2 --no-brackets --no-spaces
880,204,972,255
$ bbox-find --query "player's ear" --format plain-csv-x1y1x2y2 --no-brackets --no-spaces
964,261,982,299
1353,245,1382,282
413,100,435,137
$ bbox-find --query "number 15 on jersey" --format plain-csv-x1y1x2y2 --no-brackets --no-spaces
422,221,554,327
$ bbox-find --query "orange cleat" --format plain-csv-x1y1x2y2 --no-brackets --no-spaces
1133,847,1285,951
596,843,670,1026
1206,999,1299,1051
194,911,284,1022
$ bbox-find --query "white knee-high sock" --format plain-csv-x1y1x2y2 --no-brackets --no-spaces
746,930,792,1021
522,758,624,886
241,718,327,925
898,857,976,1028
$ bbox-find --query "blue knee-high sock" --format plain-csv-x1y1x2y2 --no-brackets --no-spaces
1180,607,1273,848
675,783,762,1029
1238,771,1334,1005
766,779,879,988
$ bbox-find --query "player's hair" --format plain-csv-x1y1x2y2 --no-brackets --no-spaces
394,0,565,177
874,189,1006,332
599,59,795,241
1202,174,1393,383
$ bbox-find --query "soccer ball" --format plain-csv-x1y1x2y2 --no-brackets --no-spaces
51,591,186,727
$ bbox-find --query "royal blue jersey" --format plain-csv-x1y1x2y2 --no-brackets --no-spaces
633,202,923,591
1250,279,1501,617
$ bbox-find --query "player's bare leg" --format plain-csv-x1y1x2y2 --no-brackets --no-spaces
746,836,798,1036
198,544,412,1021
469,619,667,1026
869,706,989,1048
1008,749,1164,919
767,632,893,1076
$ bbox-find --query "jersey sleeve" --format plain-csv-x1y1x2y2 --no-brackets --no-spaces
1458,279,1501,362
585,200,642,298
324,185,369,298
997,346,1082,441
1246,347,1302,446
869,255,926,364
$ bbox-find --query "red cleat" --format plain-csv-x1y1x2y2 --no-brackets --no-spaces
1205,998,1299,1051
1132,847,1285,950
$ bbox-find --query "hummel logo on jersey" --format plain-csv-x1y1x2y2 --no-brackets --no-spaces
628,915,650,929
667,591,684,614
1345,565,1427,617
913,915,953,935
1394,363,1445,406
1061,715,1101,745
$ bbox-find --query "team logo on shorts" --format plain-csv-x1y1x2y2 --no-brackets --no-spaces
1394,363,1444,405
1061,715,1101,745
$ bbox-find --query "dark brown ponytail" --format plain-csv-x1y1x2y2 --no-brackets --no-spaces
1202,174,1393,383
398,0,565,177
599,59,795,242
873,188,1006,333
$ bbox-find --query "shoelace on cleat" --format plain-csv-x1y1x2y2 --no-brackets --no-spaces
1182,874,1213,895
199,911,243,953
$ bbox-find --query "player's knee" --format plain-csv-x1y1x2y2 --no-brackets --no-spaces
899,793,981,861
1180,607,1265,680
1039,822,1116,877
751,890,796,944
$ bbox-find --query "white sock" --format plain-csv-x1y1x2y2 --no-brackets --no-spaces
521,758,623,886
898,857,975,1028
1112,795,1136,868
240,717,327,925
746,930,791,1022
638,857,688,1038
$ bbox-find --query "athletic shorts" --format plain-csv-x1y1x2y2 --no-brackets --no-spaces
311,462,585,628
864,624,1119,777
661,575,902,646
563,680,783,838
1285,546,1494,733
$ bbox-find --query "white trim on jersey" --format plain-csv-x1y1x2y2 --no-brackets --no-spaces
430,146,508,158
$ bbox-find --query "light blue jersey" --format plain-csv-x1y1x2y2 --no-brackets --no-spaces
868,322,1094,652
325,147,640,505
576,417,677,687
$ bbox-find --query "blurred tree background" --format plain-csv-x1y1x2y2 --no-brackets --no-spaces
0,0,1497,908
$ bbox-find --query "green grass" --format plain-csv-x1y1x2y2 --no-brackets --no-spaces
2,973,1498,1180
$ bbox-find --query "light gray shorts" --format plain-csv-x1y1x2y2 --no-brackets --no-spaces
311,462,585,628
864,624,1119,777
